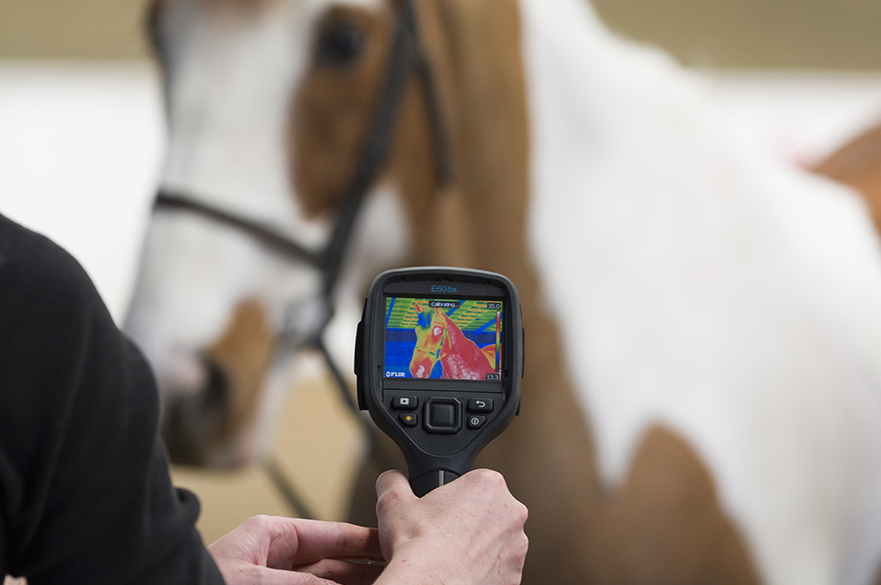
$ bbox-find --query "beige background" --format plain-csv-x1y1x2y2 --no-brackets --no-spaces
0,0,879,69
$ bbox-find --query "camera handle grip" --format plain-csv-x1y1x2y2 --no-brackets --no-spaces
410,468,463,497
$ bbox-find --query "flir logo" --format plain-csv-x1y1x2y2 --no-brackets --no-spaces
431,284,458,293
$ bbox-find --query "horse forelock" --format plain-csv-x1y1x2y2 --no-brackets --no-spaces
416,307,432,329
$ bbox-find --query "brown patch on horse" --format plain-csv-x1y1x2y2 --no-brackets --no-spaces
595,426,760,584
290,4,394,219
478,302,759,583
813,123,881,234
204,297,277,446
404,0,533,276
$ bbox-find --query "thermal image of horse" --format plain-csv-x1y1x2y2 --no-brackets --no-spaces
409,305,497,380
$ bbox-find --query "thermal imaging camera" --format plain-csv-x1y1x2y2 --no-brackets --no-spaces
355,267,524,496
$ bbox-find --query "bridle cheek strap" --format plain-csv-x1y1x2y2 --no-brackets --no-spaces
147,0,449,505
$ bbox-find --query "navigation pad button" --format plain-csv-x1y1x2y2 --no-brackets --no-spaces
424,399,461,434
430,403,455,427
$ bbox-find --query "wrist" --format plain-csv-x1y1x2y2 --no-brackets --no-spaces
375,538,477,585
376,552,451,585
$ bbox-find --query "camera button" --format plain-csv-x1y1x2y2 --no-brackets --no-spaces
398,412,418,427
467,398,493,413
392,396,418,410
430,403,456,426
424,398,461,434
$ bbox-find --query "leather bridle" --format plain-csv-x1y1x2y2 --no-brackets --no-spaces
150,0,450,516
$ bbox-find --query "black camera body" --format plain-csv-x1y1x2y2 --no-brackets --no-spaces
355,267,524,496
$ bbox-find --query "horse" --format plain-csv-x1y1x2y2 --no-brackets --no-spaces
124,0,881,583
405,301,499,379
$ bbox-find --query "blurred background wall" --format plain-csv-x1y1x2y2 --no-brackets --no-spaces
1,0,879,68
0,0,149,61
595,0,881,70
1,0,880,544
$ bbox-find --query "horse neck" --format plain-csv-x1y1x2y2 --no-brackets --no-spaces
439,311,466,350
517,0,758,242
390,0,603,479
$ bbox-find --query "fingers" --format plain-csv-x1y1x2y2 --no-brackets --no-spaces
210,516,385,585
264,518,382,569
257,568,333,585
294,559,384,585
247,562,382,585
210,559,337,585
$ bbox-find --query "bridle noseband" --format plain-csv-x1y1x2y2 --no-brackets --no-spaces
150,0,450,516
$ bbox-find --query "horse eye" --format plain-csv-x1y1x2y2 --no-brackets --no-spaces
315,21,365,67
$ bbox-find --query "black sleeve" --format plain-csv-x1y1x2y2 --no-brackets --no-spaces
0,215,225,585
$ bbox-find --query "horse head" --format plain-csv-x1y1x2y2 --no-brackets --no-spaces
409,303,445,378
124,0,530,467
407,301,502,380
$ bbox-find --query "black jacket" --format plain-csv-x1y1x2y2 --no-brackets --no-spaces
0,214,223,584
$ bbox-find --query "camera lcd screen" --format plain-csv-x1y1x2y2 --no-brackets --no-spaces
384,296,503,381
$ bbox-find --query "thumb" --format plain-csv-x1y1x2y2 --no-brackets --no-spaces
375,469,414,502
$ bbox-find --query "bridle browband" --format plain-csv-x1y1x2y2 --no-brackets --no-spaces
151,0,450,516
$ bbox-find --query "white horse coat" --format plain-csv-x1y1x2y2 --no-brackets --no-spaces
522,2,881,584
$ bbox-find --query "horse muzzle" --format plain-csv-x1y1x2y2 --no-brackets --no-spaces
160,356,236,466
159,298,279,467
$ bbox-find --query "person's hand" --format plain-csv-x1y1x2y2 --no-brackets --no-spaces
207,515,384,585
373,469,528,585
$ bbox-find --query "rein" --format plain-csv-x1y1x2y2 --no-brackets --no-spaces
151,0,450,517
